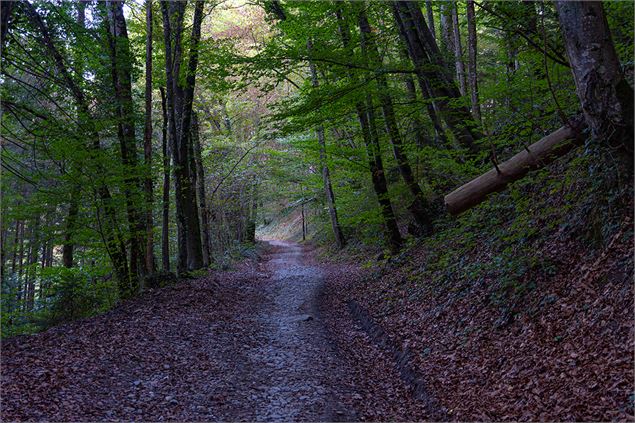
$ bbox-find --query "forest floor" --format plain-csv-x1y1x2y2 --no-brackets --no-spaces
1,241,426,422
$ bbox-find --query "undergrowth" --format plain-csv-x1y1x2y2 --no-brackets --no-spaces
343,142,633,318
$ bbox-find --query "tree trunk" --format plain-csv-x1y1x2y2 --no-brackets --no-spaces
399,47,431,148
336,7,402,253
451,2,467,96
161,0,205,273
425,0,436,40
26,216,40,312
0,220,6,282
192,112,212,266
466,0,482,124
11,220,21,273
62,186,80,268
393,1,481,153
439,1,455,73
445,117,586,215
160,86,171,272
17,220,25,280
106,0,148,284
62,0,86,270
0,1,14,50
307,39,345,249
301,187,306,242
143,0,155,275
404,76,429,149
555,1,634,158
359,9,432,235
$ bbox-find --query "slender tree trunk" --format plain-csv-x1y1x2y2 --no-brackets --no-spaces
301,186,306,242
555,1,633,158
143,0,155,275
161,1,186,273
337,7,402,253
393,1,481,153
17,220,25,281
307,39,345,249
439,1,455,74
160,87,171,272
11,220,20,273
466,0,482,124
0,221,7,282
451,2,467,96
192,112,211,266
398,41,447,146
26,216,40,312
161,0,205,273
362,93,403,253
399,48,430,148
359,10,433,235
425,0,435,41
62,1,86,270
62,186,80,268
106,0,148,285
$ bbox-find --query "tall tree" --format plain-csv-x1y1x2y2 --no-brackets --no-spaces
393,1,482,153
337,6,403,252
161,0,206,273
358,8,432,234
439,1,455,70
425,0,436,41
160,87,171,272
192,112,212,266
307,39,345,249
23,1,133,296
451,2,467,96
62,0,86,269
143,0,156,275
466,0,482,124
105,0,149,281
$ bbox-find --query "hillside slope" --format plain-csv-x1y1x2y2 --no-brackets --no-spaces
321,151,634,421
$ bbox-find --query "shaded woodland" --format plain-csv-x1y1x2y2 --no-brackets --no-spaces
0,1,633,419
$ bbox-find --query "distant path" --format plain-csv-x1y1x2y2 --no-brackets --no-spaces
1,241,358,421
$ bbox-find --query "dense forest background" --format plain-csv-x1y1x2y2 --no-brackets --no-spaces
1,0,633,339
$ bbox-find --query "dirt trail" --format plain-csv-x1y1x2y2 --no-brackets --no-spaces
1,241,361,422
245,240,356,421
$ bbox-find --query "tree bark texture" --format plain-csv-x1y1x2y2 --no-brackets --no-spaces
106,0,148,282
451,2,467,96
160,87,171,272
466,0,482,124
555,1,633,156
161,0,205,273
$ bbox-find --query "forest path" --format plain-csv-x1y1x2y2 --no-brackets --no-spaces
1,240,359,422
219,239,357,421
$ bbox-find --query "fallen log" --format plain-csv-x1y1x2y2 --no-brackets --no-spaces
445,117,586,215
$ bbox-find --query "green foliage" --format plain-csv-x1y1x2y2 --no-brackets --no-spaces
40,267,117,325
1,267,117,338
